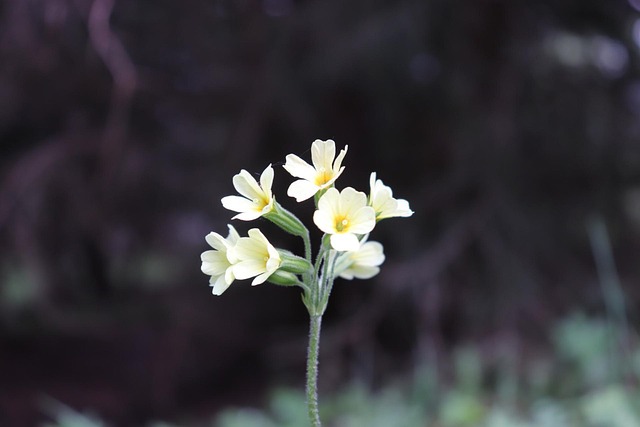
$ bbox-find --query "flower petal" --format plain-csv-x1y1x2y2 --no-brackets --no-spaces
232,210,263,221
283,154,316,181
333,145,348,172
201,252,230,275
226,224,240,244
330,233,360,251
311,139,336,171
211,274,232,295
372,185,396,214
222,195,256,212
339,187,368,216
353,241,385,266
260,164,274,197
369,172,377,193
251,271,271,286
266,243,282,268
247,228,269,246
393,199,414,217
233,259,266,280
235,237,265,260
340,265,380,280
233,170,262,200
368,174,414,219
287,180,319,202
317,187,340,218
204,232,228,251
225,266,235,284
313,209,336,234
348,206,376,234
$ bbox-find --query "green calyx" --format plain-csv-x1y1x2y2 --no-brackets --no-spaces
267,270,301,287
279,250,313,275
264,202,308,238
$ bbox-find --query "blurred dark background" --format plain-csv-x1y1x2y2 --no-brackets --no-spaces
1,0,640,425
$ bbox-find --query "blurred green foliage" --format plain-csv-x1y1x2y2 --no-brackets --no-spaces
48,312,638,426
40,399,106,427
212,312,640,427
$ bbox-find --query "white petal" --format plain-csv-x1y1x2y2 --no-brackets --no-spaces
341,265,380,280
339,187,368,216
311,139,336,171
221,195,256,214
260,165,274,196
266,243,282,267
211,274,232,295
233,259,266,279
266,259,280,276
313,209,336,234
287,180,319,202
234,237,265,260
348,206,376,234
226,224,241,244
339,270,355,280
232,210,263,221
233,170,262,200
330,233,360,251
247,228,270,248
251,271,271,286
201,252,231,276
394,199,414,217
332,145,348,172
372,186,395,214
317,187,340,217
352,241,385,266
204,232,228,251
369,172,377,194
224,266,236,285
200,250,221,263
283,154,316,181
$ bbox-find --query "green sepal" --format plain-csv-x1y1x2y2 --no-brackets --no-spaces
267,270,300,286
278,250,313,275
264,202,308,238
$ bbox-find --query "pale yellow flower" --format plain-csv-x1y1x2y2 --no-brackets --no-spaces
200,225,240,295
283,139,348,202
313,187,376,251
335,237,385,280
232,228,282,286
222,165,275,221
368,172,414,220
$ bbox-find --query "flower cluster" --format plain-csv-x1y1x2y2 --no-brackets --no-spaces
201,139,413,304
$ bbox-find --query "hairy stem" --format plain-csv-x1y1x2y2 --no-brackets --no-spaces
306,314,322,427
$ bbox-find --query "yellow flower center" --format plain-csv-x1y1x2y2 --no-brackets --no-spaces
315,167,332,186
335,217,349,232
253,196,270,210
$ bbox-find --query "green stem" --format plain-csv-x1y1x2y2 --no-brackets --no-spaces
302,229,312,285
319,251,339,311
307,314,322,427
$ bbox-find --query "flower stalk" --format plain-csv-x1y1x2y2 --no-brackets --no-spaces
306,314,322,427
